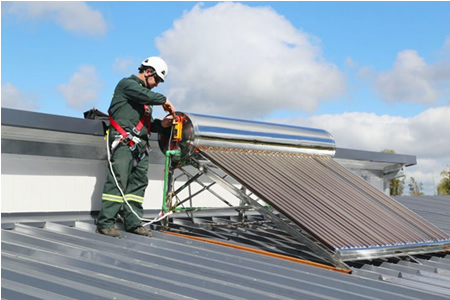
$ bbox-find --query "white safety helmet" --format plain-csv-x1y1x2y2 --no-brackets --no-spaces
140,56,168,82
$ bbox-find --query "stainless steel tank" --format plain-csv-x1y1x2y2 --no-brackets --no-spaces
158,112,336,163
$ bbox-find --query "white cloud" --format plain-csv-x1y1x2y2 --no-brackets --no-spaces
269,106,450,195
373,50,450,104
305,107,449,158
57,65,103,110
444,37,450,53
1,83,39,111
113,57,135,73
156,2,346,118
3,1,107,36
345,56,357,69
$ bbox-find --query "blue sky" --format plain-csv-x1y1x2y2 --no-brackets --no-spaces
1,1,449,194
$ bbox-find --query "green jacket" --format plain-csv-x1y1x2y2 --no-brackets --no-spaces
108,75,167,140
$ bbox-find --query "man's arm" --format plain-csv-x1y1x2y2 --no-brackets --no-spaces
123,80,176,113
123,80,166,105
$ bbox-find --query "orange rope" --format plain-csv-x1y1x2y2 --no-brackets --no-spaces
164,231,351,274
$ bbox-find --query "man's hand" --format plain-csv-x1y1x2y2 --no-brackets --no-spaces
163,99,176,115
161,115,174,128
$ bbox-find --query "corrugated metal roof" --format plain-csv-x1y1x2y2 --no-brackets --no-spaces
167,213,450,299
350,196,450,298
395,196,450,235
2,211,450,300
352,256,450,296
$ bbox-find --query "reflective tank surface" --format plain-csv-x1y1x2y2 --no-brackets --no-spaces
158,112,336,163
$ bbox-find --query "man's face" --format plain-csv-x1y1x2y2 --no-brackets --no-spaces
146,70,163,89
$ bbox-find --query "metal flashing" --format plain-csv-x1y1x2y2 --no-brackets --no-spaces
335,147,417,167
1,107,105,136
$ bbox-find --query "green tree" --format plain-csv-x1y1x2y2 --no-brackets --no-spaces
381,149,405,196
408,177,424,196
390,176,405,196
437,168,450,195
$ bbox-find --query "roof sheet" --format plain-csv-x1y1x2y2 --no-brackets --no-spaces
2,211,450,300
394,196,450,234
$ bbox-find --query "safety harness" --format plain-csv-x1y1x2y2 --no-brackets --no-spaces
109,104,152,166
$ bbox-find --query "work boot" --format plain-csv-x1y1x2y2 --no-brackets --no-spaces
96,227,121,238
130,226,152,237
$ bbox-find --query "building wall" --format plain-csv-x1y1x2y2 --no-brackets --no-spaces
1,139,237,213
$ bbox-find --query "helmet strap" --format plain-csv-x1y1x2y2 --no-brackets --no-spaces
144,75,150,88
144,70,156,88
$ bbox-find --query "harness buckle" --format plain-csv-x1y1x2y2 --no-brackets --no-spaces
121,133,131,145
132,127,140,136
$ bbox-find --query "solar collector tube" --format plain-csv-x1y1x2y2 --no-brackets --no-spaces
322,160,429,246
268,153,443,247
260,153,371,249
231,151,392,249
203,150,354,249
299,156,423,246
322,158,450,241
271,154,387,249
201,148,450,250
203,150,340,249
241,152,349,249
297,158,396,246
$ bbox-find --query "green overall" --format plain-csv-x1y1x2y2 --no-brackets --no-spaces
97,75,167,232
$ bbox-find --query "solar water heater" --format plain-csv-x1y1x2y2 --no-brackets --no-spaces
158,112,450,269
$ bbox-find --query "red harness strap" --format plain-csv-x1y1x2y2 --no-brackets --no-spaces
109,105,151,147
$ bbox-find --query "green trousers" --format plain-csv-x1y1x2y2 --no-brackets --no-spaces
97,137,150,232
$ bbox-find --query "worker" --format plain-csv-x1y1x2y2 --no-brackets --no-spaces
96,56,175,238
